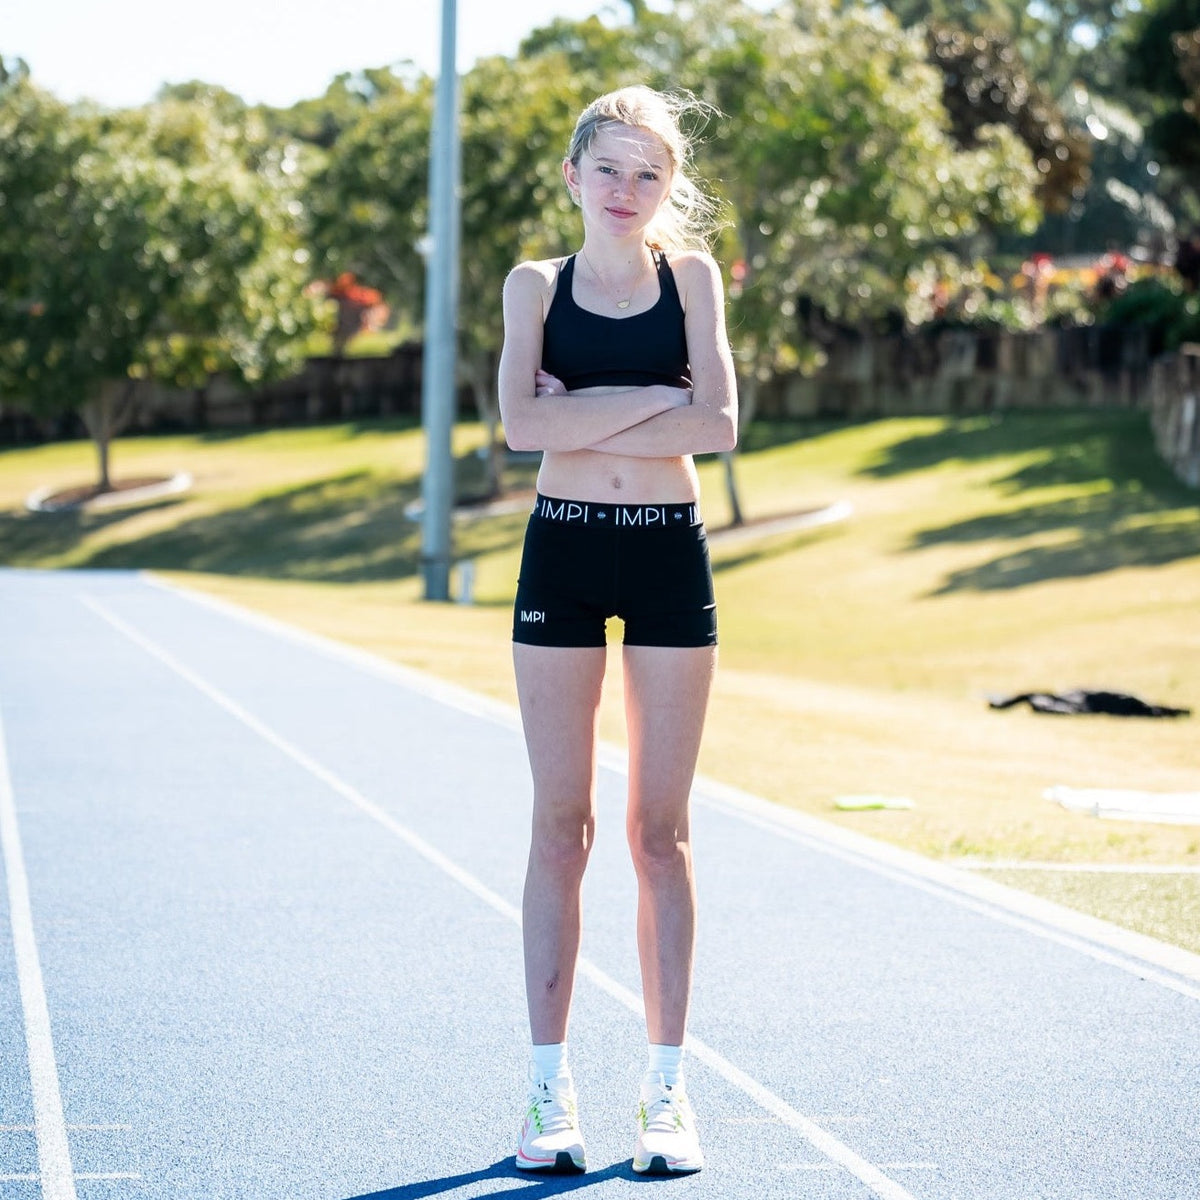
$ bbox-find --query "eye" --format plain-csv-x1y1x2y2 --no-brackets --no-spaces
597,165,617,175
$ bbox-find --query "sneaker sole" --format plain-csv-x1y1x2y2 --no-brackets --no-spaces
633,1154,703,1175
515,1150,586,1174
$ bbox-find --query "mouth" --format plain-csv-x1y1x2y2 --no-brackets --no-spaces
606,207,637,218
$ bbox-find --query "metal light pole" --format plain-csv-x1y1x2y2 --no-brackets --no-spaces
419,0,461,601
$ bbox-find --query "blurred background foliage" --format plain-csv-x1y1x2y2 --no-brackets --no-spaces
7,0,1200,480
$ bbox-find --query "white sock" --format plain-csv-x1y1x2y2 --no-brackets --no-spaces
531,1041,571,1082
645,1043,684,1089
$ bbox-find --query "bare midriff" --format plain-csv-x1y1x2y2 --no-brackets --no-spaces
534,385,700,504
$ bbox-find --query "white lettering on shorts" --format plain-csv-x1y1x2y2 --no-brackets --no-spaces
537,498,589,523
520,611,546,623
614,505,667,526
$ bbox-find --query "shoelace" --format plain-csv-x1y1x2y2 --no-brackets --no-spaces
529,1081,578,1134
639,1084,688,1134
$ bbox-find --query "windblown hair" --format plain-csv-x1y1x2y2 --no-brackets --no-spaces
565,85,721,253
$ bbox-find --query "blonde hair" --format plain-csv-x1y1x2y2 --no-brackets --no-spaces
566,85,720,253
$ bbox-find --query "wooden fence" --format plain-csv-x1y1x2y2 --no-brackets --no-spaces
1,326,1198,487
1148,348,1200,489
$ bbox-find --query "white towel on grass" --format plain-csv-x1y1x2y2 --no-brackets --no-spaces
1046,786,1200,825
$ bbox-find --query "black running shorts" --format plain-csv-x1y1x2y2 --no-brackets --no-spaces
512,494,718,648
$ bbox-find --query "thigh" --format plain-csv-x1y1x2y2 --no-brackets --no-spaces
514,643,608,813
513,517,610,648
619,525,717,649
623,644,717,830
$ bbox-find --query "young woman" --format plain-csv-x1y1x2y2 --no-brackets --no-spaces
497,85,737,1176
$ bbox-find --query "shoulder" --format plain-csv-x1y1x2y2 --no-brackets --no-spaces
664,250,725,310
504,257,565,304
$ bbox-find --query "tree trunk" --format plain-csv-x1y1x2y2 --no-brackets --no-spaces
95,431,112,493
720,451,744,527
192,383,209,429
721,372,759,527
464,348,503,499
81,379,136,494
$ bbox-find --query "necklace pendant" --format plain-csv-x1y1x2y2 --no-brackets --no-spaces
617,299,630,309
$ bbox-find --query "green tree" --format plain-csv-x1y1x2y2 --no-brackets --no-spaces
0,78,321,489
305,55,593,494
882,0,1141,98
457,53,592,494
1126,0,1200,169
678,1,1039,393
926,23,1091,216
305,69,433,336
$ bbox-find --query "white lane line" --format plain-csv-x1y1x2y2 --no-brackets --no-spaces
78,596,521,926
0,708,79,1200
144,573,1200,997
958,861,1200,875
695,784,1200,1004
782,1161,938,1172
0,1176,142,1184
0,1125,131,1133
84,594,919,1200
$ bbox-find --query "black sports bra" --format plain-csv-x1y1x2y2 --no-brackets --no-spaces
541,250,691,392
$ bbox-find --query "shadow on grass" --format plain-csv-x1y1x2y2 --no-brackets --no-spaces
79,470,425,581
862,410,1200,592
0,497,190,568
1,440,535,584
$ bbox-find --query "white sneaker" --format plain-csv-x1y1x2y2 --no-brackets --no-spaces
515,1072,586,1173
633,1075,704,1174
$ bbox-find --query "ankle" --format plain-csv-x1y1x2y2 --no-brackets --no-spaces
644,1042,684,1089
531,1041,571,1083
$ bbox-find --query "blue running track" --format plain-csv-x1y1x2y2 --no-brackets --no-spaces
1,567,1198,1200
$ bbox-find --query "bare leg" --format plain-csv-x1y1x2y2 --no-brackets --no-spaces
623,644,716,1045
515,643,608,1044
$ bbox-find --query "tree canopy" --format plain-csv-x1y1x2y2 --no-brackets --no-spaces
0,67,322,486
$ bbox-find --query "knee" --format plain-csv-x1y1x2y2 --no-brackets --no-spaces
531,806,594,877
628,818,690,879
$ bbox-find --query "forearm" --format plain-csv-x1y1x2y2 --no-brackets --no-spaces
502,386,684,452
586,402,737,457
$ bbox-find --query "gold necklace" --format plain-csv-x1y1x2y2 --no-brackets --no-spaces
579,246,649,310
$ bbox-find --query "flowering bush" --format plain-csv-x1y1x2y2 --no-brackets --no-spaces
908,251,1165,333
308,273,389,354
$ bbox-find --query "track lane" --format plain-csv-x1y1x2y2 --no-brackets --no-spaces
0,567,1196,1199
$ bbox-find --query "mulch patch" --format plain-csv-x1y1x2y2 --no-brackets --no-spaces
38,476,175,511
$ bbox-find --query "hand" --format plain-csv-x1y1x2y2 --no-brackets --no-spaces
535,369,567,397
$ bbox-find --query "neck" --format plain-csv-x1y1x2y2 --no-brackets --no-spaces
581,237,652,270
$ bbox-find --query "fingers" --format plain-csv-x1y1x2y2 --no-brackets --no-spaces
535,369,566,397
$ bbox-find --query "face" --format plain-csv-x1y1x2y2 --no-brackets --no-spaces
563,123,673,240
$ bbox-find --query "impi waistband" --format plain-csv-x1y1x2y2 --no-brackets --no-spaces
533,494,701,527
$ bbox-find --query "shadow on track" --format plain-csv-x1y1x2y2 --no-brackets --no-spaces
344,1159,654,1198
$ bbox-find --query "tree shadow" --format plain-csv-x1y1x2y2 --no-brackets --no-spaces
2,438,536,583
858,410,1154,480
73,469,527,583
862,411,1200,593
709,522,843,575
0,497,190,568
345,1159,638,1199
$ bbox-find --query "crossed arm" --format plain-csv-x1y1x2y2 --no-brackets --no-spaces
497,253,738,458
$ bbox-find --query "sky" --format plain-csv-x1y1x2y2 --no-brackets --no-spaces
3,0,642,109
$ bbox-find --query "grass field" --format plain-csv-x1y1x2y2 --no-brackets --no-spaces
2,410,1198,953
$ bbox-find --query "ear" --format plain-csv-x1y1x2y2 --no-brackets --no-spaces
562,158,581,206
